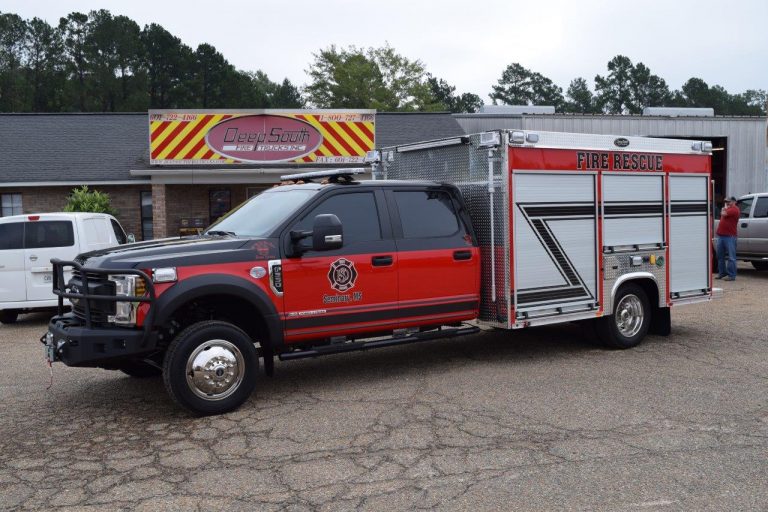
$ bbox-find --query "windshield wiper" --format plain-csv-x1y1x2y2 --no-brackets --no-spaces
206,230,237,237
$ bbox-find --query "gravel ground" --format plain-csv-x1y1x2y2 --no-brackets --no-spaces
1,263,767,511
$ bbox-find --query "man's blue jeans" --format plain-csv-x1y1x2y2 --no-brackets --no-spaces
716,235,737,279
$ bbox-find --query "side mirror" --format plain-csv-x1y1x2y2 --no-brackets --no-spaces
312,214,343,251
126,233,136,244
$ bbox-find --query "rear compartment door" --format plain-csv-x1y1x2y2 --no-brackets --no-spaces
669,175,709,296
0,222,26,303
24,220,77,302
512,172,598,318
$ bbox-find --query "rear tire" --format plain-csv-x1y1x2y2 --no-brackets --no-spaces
119,360,162,378
163,320,257,416
0,310,19,324
751,261,768,271
597,283,650,349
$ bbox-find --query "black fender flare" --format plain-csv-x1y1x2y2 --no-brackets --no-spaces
150,274,284,350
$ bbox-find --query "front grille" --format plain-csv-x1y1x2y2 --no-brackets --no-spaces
69,270,116,324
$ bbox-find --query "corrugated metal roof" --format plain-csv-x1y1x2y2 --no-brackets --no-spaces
0,112,465,184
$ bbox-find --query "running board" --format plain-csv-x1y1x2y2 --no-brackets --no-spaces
278,325,481,361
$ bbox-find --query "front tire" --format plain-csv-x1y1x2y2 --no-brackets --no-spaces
163,320,258,416
752,261,768,271
0,310,19,324
597,283,650,349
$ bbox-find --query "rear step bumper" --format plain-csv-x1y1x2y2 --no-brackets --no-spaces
279,325,480,361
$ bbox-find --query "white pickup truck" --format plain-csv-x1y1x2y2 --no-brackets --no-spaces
0,212,131,323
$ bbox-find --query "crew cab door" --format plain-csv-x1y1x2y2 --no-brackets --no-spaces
280,190,398,343
388,188,480,328
0,222,26,303
749,196,768,255
735,197,754,253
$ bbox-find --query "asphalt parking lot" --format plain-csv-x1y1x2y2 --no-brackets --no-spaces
1,263,767,511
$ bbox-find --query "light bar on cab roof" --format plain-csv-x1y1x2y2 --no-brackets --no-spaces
280,168,366,181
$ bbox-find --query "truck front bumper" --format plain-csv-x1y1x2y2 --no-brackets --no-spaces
44,314,155,367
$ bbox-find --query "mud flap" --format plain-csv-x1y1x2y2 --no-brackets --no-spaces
650,306,671,336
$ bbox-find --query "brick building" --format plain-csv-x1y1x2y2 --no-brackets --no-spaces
0,111,465,240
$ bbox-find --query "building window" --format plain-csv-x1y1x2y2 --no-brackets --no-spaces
140,191,153,240
209,189,231,224
1,193,22,217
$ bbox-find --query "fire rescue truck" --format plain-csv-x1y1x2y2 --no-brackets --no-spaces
43,130,719,415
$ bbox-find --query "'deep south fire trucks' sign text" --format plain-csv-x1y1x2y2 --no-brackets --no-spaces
149,110,375,165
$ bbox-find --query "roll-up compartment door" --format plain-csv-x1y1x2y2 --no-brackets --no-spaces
602,174,664,250
513,172,598,317
669,175,709,296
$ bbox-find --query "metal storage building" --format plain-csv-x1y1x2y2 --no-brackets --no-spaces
454,111,767,200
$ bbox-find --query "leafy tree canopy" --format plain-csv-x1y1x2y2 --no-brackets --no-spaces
305,44,442,111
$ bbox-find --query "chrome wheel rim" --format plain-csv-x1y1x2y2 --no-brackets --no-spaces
615,294,644,338
186,340,245,401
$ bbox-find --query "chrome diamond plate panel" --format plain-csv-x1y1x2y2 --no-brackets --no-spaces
603,251,667,314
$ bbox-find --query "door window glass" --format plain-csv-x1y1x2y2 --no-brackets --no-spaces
753,197,768,218
25,221,75,249
111,219,127,244
294,192,381,243
737,198,753,218
394,190,459,238
0,223,23,249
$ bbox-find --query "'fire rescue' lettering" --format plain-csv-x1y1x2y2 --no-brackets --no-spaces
576,152,663,171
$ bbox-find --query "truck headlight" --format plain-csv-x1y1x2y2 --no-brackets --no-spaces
107,275,145,326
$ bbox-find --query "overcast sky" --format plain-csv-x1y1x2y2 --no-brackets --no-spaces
4,0,767,100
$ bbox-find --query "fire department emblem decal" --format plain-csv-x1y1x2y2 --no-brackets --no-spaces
328,258,357,292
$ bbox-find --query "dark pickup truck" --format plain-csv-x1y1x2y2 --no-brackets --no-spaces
44,170,482,415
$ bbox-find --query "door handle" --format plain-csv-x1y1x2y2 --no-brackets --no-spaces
371,255,393,267
741,223,748,228
29,255,38,262
453,250,472,261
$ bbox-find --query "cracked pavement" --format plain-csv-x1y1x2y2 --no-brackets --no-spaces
1,263,767,511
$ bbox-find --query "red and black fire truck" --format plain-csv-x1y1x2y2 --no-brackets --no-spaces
44,130,719,415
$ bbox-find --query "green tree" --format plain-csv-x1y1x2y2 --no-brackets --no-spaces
107,14,144,110
595,55,670,114
193,43,234,108
270,78,304,108
305,44,437,111
489,63,564,109
0,12,29,111
24,17,65,111
563,77,596,113
58,12,89,111
629,62,671,110
64,185,118,215
427,75,482,113
141,23,194,108
594,55,635,113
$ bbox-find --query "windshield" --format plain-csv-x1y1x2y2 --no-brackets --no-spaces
205,188,317,237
